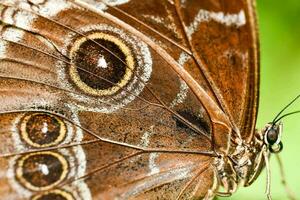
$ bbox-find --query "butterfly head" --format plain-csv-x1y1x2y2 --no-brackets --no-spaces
263,122,283,154
263,94,300,154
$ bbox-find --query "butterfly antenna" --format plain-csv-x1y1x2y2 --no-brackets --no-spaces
272,94,300,124
273,110,300,124
275,154,296,200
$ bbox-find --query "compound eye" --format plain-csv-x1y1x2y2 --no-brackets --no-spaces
266,127,279,145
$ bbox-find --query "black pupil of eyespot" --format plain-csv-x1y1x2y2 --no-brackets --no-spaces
73,38,127,90
267,128,278,145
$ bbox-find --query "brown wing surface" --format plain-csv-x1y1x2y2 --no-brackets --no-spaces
0,0,259,199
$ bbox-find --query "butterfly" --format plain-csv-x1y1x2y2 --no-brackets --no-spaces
0,0,294,199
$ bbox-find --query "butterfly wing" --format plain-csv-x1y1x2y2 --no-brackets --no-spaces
177,0,260,141
0,0,259,199
98,0,259,141
0,1,218,199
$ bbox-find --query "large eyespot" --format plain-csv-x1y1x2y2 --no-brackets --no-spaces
19,113,67,148
59,24,152,112
69,32,135,96
15,151,69,191
32,189,74,200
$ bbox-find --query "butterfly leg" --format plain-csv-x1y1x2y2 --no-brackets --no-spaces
213,156,238,198
263,150,272,200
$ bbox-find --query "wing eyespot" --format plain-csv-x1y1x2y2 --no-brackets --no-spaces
7,111,89,198
58,24,152,112
15,151,69,191
19,113,67,148
69,32,135,96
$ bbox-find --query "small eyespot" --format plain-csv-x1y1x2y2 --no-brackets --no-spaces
15,151,69,191
19,113,67,148
31,189,74,200
69,32,135,96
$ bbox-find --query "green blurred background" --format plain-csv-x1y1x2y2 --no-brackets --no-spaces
221,0,300,199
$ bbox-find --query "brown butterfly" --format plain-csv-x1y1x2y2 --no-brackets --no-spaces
0,0,295,200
